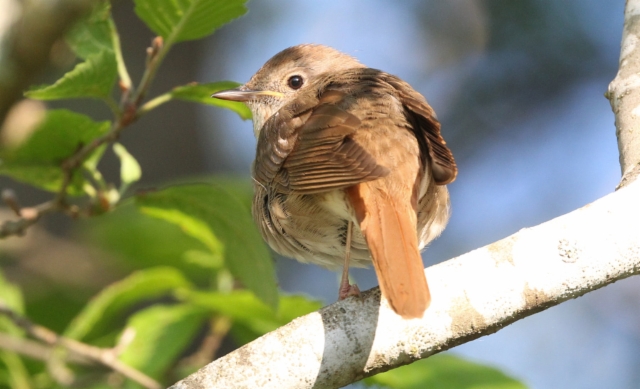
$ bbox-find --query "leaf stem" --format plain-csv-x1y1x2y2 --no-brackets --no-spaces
1,15,177,238
109,18,132,90
137,92,172,117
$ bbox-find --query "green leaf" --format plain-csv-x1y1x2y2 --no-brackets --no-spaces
135,184,278,309
26,50,117,100
172,82,251,120
112,143,142,191
179,290,321,342
66,1,115,59
0,270,24,315
364,354,527,389
182,249,223,270
118,304,207,379
77,204,214,283
0,352,31,389
134,0,248,44
64,267,192,341
0,110,110,195
0,270,25,337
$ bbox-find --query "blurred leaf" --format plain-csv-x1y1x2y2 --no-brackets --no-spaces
0,270,24,315
118,304,207,379
25,50,117,100
182,249,223,270
83,144,107,173
0,270,24,337
66,1,115,59
112,143,142,191
77,204,214,283
364,354,527,389
64,267,192,341
0,352,30,389
203,176,253,209
0,110,110,195
136,184,278,309
0,272,29,389
179,289,321,342
134,0,248,44
172,82,251,120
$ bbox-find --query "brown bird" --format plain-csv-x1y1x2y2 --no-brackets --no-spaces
212,44,457,318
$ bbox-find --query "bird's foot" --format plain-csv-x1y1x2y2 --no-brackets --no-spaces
338,282,361,300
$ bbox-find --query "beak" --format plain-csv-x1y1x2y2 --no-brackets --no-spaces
211,88,284,102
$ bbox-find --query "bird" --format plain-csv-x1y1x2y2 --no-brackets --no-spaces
212,44,457,318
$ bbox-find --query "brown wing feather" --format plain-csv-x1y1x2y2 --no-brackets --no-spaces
255,88,390,194
347,182,431,319
383,75,458,185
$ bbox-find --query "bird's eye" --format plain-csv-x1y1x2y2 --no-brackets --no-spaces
287,75,304,90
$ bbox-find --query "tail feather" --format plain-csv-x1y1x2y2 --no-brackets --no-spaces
347,182,430,318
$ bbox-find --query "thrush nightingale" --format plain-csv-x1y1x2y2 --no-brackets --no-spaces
212,44,457,318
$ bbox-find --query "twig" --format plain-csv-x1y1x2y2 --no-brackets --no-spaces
1,30,172,238
0,305,162,389
0,332,90,365
179,316,231,370
0,200,58,238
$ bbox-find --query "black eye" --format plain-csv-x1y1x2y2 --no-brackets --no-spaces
287,75,304,89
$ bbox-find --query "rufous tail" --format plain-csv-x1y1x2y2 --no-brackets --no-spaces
347,182,430,318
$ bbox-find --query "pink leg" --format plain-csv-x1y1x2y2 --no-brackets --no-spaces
338,221,360,300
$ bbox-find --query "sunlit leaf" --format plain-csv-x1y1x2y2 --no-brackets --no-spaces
26,50,117,100
135,184,278,309
182,249,223,270
0,110,110,195
0,352,31,389
112,143,142,191
64,267,192,341
172,81,251,120
134,0,248,44
0,270,24,338
77,204,214,284
179,289,321,342
118,304,207,378
0,270,24,315
364,354,527,389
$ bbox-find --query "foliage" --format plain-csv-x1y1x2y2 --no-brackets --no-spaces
364,354,527,389
0,0,528,388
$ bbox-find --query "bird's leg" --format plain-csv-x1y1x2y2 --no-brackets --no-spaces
339,220,360,300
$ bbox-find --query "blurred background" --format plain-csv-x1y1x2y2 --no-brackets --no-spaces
0,1,635,388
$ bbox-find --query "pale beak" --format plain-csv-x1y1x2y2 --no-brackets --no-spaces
211,88,283,102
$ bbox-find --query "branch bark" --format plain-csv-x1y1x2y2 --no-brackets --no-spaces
608,0,640,187
170,1,640,388
169,179,640,389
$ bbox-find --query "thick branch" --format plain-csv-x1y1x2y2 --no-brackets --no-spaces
607,0,640,186
170,2,640,388
169,179,640,389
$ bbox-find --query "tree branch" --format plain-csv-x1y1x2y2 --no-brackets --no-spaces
0,305,161,389
170,1,640,388
607,0,640,187
169,179,639,389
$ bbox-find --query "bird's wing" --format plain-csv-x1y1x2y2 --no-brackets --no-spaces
383,74,458,185
254,89,389,194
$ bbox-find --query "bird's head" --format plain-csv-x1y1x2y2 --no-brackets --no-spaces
212,44,364,137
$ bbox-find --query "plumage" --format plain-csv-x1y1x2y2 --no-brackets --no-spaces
212,44,457,318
